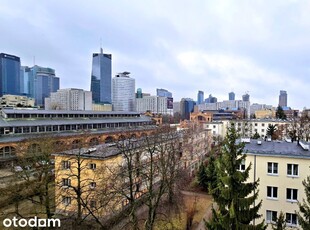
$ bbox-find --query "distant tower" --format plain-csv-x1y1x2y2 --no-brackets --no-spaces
197,90,204,104
156,88,172,98
180,98,196,120
0,53,21,96
90,48,112,104
136,88,143,98
112,72,135,111
279,90,287,107
242,93,250,102
229,92,235,101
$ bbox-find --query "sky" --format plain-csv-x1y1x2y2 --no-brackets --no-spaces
1,0,310,109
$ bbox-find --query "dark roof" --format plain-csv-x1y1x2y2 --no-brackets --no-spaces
244,140,310,159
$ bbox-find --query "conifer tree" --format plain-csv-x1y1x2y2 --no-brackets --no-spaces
272,211,286,230
297,176,310,229
205,125,266,230
197,162,208,191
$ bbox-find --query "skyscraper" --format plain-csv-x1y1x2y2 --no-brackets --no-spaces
136,88,143,98
197,90,204,104
112,72,135,111
32,66,59,107
156,88,172,98
180,98,196,120
0,53,21,96
90,48,112,104
242,93,250,102
229,92,235,101
279,90,287,107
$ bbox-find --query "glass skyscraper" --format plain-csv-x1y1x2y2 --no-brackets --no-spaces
0,53,21,96
91,48,112,104
197,90,204,104
156,88,172,98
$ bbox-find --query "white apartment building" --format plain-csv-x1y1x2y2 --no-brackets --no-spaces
45,88,92,110
136,96,172,114
203,119,290,139
243,140,310,229
0,94,35,108
112,72,135,112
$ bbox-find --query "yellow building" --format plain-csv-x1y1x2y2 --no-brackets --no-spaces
243,140,310,229
255,109,276,119
0,94,35,108
92,103,112,111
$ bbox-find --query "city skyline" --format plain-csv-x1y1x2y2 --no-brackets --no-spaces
1,1,310,109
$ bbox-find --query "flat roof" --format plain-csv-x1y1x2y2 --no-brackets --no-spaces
244,140,310,159
2,108,140,115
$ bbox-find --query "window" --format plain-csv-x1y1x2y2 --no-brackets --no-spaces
90,182,96,189
267,162,278,175
266,210,277,223
261,129,264,132
237,159,245,171
286,213,297,226
62,160,71,170
286,188,298,202
287,164,298,176
262,123,265,127
62,178,71,187
267,186,278,199
89,163,96,170
255,123,258,126
213,125,216,128
62,196,71,206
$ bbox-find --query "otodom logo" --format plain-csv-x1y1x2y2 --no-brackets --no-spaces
3,217,61,228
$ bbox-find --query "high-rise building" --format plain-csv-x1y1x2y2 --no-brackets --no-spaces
20,66,32,96
90,48,112,104
197,90,204,104
112,72,135,111
136,96,170,114
156,88,172,98
279,90,287,107
242,93,250,102
229,92,235,101
32,65,59,107
45,88,92,110
0,53,21,96
180,98,196,120
205,94,217,103
136,88,143,98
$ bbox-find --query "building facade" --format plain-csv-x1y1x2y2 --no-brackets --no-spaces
156,88,172,98
279,90,287,107
90,49,112,104
229,92,235,101
0,94,35,108
112,72,135,112
197,90,204,105
180,98,196,120
136,96,171,114
45,88,92,110
244,140,310,229
0,53,21,96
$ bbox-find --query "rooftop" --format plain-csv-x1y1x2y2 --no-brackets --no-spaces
244,140,310,159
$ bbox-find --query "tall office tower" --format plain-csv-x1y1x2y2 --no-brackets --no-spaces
180,98,196,120
20,66,32,96
205,94,217,103
32,65,59,107
242,93,250,102
136,88,143,98
112,72,135,111
156,88,172,98
0,53,21,96
90,48,112,104
197,90,204,104
45,88,92,110
229,92,235,101
279,90,287,107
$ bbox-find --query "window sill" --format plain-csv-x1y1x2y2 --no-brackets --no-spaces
286,199,298,203
267,173,278,176
266,197,278,201
287,175,299,178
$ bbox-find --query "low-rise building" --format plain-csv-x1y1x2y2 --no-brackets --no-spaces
0,94,35,108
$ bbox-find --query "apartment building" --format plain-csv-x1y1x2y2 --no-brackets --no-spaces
243,140,310,229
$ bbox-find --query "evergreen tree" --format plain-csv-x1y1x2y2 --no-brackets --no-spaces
266,124,277,140
272,211,286,230
205,125,266,230
297,176,310,229
197,162,208,191
252,131,260,139
276,106,287,120
206,153,217,193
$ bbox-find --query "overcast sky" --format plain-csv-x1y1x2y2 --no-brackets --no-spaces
1,0,310,109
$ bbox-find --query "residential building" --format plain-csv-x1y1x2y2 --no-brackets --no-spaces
136,96,171,114
90,48,112,104
156,88,172,98
244,140,310,229
45,88,92,110
92,103,112,111
279,90,287,107
112,72,135,112
255,109,276,119
197,90,204,105
229,92,235,101
0,53,21,96
0,94,35,108
250,103,273,116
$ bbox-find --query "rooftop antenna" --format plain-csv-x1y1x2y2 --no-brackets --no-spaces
100,38,103,54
